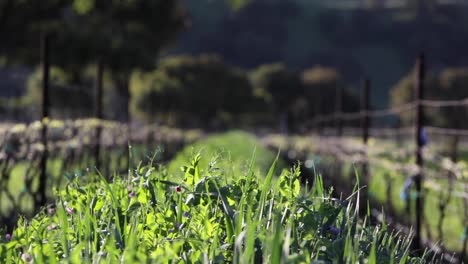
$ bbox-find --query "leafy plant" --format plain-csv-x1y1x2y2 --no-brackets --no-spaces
0,151,425,263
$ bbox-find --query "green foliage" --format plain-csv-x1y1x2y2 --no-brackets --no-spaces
130,55,256,126
24,66,93,118
0,153,424,263
21,65,119,119
168,130,288,178
301,66,360,116
266,134,468,254
249,64,360,130
227,0,251,10
72,0,95,14
129,69,183,123
0,0,189,121
0,0,189,71
249,63,305,131
131,56,357,129
250,63,303,111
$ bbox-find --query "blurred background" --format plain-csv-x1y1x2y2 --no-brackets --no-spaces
1,0,468,130
2,0,468,261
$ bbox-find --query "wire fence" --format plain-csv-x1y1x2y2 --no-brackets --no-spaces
287,55,468,261
0,119,203,226
2,36,468,261
263,129,467,263
260,53,468,262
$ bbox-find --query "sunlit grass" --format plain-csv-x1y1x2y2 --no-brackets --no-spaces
264,134,467,255
0,151,426,263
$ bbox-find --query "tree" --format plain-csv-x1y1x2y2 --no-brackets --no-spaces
228,0,252,10
25,66,91,118
0,0,190,121
301,66,360,118
250,63,304,132
130,54,255,128
22,64,119,119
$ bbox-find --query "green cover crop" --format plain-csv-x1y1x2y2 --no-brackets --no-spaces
0,153,426,263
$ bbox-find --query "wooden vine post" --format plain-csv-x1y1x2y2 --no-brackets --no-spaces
94,60,104,170
414,53,425,252
37,34,50,208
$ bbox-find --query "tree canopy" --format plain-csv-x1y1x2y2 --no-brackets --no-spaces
250,63,303,113
301,66,360,117
128,57,360,130
0,0,189,68
130,54,255,127
22,64,119,119
0,0,190,121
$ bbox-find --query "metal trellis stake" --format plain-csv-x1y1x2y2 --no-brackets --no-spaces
37,34,50,209
414,53,425,252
